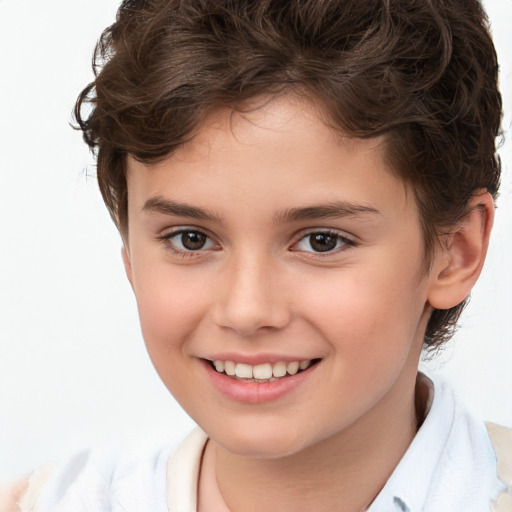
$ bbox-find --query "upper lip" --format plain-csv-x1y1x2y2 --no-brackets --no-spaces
203,353,319,365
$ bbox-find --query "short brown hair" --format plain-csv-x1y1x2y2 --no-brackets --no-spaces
75,0,502,350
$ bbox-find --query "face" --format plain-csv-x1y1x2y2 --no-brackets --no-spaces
123,95,436,459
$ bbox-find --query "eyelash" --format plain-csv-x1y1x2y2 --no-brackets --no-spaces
291,230,356,257
157,228,356,259
158,228,219,258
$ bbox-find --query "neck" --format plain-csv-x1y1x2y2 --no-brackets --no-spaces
204,371,425,512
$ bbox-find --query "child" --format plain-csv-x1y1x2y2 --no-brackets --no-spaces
6,0,512,510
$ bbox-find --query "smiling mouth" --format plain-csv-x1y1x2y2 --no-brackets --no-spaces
208,359,321,383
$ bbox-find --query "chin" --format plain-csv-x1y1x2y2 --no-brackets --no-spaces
220,437,306,460
207,421,322,460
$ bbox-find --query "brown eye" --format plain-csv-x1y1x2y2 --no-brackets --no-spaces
308,233,338,252
181,231,207,250
293,231,353,254
161,229,217,255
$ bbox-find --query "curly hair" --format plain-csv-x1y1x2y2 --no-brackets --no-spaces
75,0,502,350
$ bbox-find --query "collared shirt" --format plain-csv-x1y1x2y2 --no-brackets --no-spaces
29,374,506,512
368,375,504,512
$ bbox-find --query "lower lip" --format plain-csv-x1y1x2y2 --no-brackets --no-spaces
202,360,318,404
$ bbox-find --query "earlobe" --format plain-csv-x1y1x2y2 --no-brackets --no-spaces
427,190,495,310
121,245,134,289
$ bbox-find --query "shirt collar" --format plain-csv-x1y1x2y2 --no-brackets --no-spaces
368,372,503,512
368,372,446,512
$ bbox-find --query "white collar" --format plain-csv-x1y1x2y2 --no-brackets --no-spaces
368,373,504,512
167,427,206,511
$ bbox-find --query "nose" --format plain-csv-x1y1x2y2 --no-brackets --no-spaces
213,253,292,336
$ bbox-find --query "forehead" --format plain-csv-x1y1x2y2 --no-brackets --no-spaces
125,94,412,220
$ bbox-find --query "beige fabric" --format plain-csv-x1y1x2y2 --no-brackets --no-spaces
0,479,28,512
8,463,55,512
488,422,512,512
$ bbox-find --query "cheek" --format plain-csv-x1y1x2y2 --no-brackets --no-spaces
131,263,209,355
132,271,211,403
297,258,427,354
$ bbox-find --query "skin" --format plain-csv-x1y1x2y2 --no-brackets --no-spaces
122,94,493,512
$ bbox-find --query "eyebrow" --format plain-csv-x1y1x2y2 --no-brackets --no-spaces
142,197,380,224
273,202,381,223
142,197,224,223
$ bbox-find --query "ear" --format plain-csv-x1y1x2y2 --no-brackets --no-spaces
427,190,495,310
121,244,134,289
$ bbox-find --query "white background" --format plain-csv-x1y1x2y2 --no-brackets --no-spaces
0,0,510,481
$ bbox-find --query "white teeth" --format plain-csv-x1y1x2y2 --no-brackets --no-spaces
235,363,253,379
253,363,273,380
287,361,299,375
212,359,314,379
224,361,236,376
299,360,310,370
272,361,287,378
